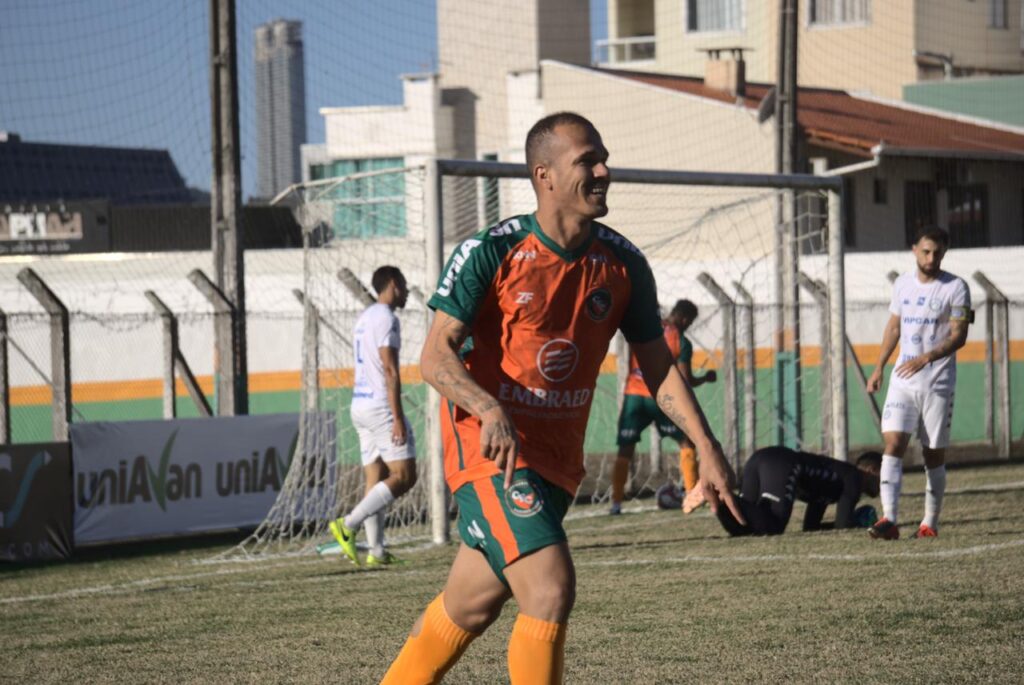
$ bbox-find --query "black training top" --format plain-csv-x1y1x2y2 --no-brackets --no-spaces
755,447,863,530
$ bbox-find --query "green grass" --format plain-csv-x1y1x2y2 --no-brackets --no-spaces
3,462,1024,683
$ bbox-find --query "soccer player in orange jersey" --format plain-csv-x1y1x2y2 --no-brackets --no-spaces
609,299,717,515
380,112,742,685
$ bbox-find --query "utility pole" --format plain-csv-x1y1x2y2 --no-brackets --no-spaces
210,0,248,415
774,0,801,446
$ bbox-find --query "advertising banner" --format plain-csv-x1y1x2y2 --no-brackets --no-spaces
70,414,314,545
0,442,73,562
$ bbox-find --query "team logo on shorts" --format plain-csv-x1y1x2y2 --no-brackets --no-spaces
585,287,612,322
505,479,544,517
537,339,579,382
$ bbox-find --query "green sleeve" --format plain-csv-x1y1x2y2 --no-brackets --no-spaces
617,248,663,345
427,236,503,326
678,336,693,364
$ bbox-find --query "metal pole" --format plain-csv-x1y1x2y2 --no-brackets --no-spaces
798,273,831,451
293,289,321,416
17,268,71,441
144,291,179,419
697,273,739,470
424,159,449,544
188,269,236,416
827,190,849,461
984,298,994,443
0,307,8,444
974,272,1011,458
733,283,756,461
337,268,377,307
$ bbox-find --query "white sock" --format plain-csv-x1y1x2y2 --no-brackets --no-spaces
879,455,903,524
364,510,386,558
344,481,395,531
922,465,947,530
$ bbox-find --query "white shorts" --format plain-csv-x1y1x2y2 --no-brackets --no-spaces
880,384,954,449
350,401,416,466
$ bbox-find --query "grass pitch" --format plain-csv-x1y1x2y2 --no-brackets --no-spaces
3,462,1024,684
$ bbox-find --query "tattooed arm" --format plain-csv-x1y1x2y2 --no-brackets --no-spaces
421,309,520,487
633,337,744,523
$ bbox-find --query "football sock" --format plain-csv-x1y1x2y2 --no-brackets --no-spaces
364,510,386,558
679,446,698,492
344,481,395,531
380,593,477,685
879,454,903,524
922,465,946,530
611,456,630,504
507,614,566,685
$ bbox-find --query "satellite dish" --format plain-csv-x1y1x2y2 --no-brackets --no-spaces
757,86,776,124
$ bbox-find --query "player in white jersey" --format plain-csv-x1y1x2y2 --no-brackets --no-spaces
329,266,417,565
866,226,970,540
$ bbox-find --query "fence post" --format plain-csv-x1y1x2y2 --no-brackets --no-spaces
337,267,376,306
188,269,237,416
16,268,71,442
733,283,756,462
826,189,848,461
798,273,831,451
292,289,320,416
973,272,1010,458
0,307,8,444
424,158,449,545
144,290,212,418
697,273,739,470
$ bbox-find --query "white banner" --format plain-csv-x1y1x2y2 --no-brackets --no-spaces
71,414,305,545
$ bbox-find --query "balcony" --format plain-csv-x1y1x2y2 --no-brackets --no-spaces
594,35,656,66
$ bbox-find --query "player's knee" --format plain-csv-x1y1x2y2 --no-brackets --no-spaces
388,462,418,496
447,595,505,633
521,576,576,621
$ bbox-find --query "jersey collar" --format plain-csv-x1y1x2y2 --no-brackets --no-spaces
524,213,595,263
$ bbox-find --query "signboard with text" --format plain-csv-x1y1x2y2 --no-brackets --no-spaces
0,442,73,562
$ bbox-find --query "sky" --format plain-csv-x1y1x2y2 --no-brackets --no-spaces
0,0,607,201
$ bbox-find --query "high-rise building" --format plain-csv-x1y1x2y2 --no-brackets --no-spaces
254,19,306,200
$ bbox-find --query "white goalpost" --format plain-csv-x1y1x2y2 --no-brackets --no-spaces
233,159,847,558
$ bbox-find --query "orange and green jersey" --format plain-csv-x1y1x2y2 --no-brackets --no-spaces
623,324,693,397
428,213,662,495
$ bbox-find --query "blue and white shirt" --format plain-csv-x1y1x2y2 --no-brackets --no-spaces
352,303,401,405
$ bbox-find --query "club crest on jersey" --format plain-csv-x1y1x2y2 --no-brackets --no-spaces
537,339,579,382
929,299,942,311
505,479,543,517
585,287,612,322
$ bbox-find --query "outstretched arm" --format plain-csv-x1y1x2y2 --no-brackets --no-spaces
633,337,744,524
421,309,520,488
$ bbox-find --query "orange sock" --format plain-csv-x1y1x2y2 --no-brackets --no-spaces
507,613,567,685
680,447,698,492
611,456,630,504
380,593,476,685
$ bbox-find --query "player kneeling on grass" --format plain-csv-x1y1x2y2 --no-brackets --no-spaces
378,112,742,685
610,298,716,515
329,266,415,567
715,446,881,536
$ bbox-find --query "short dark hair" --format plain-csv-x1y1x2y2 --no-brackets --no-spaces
671,299,698,321
913,225,949,248
855,451,883,471
371,265,404,295
525,111,597,175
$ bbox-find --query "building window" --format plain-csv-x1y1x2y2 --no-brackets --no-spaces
904,181,936,246
309,158,405,239
947,184,988,247
808,0,870,26
873,178,887,205
988,0,1007,28
686,0,743,33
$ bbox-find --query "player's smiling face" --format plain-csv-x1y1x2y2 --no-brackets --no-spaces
550,122,611,220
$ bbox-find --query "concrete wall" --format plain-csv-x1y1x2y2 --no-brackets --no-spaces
916,0,1024,75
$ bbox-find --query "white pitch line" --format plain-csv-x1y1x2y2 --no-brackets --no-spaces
578,537,1024,567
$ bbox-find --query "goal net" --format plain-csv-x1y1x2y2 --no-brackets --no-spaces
236,160,846,556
